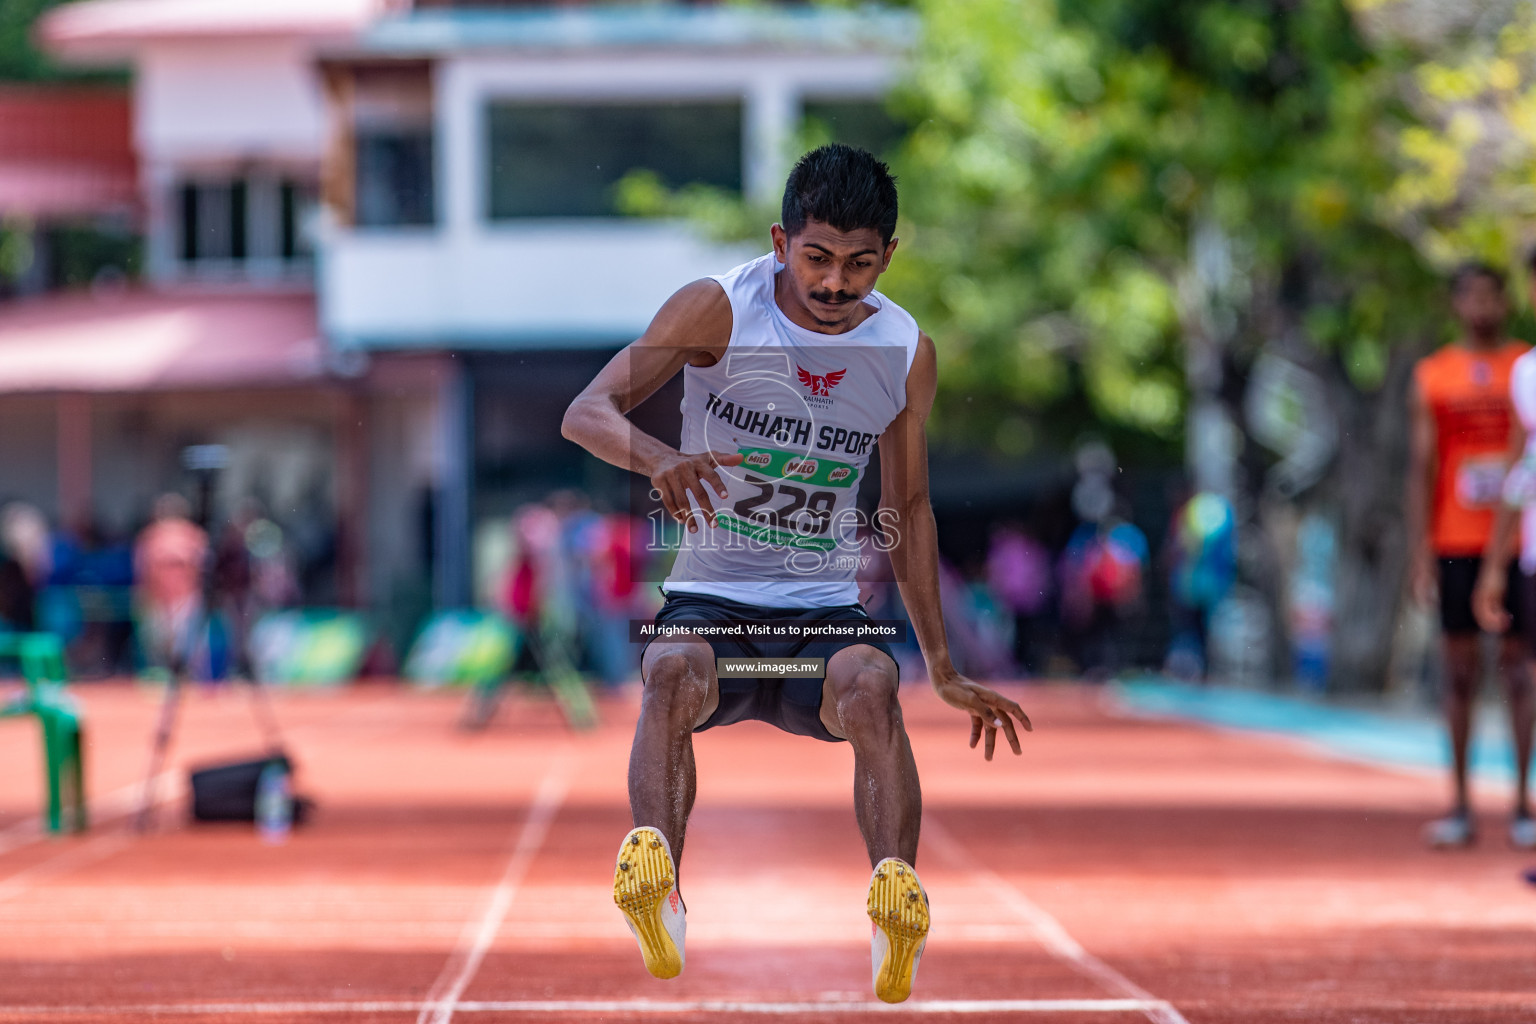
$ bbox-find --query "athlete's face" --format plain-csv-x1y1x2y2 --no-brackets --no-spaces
771,220,898,333
1453,274,1508,339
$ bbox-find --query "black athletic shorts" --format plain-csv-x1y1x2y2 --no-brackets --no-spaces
1438,556,1526,636
643,592,898,744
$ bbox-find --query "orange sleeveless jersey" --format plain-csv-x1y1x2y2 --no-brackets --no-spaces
1415,341,1529,556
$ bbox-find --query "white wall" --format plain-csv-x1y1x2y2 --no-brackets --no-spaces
136,39,328,163
320,47,897,347
321,221,757,346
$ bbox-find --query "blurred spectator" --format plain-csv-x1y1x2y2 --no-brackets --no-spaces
478,492,649,688
1288,511,1335,691
1060,516,1149,679
212,500,258,677
213,498,299,679
41,516,139,676
921,555,1009,681
1164,491,1237,680
134,493,210,677
958,556,1015,680
249,515,300,612
857,524,926,680
0,546,33,632
579,510,642,686
0,502,47,632
503,500,582,682
986,522,1053,677
2,502,52,590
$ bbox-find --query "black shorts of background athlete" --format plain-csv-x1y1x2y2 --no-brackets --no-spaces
644,593,899,744
1438,556,1529,637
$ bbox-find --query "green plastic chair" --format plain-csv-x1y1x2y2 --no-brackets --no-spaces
0,633,86,835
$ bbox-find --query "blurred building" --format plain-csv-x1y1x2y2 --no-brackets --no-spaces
0,85,138,297
7,0,375,627
11,0,913,636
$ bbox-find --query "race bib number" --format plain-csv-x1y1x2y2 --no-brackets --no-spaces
1456,457,1507,509
709,446,859,552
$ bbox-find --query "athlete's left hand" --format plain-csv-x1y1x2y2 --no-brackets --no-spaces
1474,564,1512,634
931,671,1033,760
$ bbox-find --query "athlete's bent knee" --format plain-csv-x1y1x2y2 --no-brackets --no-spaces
643,646,712,721
833,662,901,740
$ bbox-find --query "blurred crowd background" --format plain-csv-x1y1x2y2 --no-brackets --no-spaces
0,0,1529,697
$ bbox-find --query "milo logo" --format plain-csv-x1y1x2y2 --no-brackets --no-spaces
828,467,853,483
784,458,818,478
743,451,773,468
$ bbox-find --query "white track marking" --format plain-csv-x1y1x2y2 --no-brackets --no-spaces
0,771,186,906
0,832,132,904
922,817,1191,1024
416,760,572,1024
0,998,1174,1016
0,770,184,858
0,684,412,860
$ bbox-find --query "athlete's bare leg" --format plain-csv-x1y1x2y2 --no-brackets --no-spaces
821,644,920,866
632,636,719,878
1498,638,1535,817
1443,633,1480,816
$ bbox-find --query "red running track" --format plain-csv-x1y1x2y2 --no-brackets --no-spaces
0,680,1532,1023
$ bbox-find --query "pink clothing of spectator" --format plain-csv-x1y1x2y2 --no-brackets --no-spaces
134,497,209,674
986,526,1052,617
135,516,207,613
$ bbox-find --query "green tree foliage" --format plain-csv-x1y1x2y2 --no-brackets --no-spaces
0,0,135,296
1351,0,1536,269
885,0,1446,455
1,0,76,81
881,0,1503,690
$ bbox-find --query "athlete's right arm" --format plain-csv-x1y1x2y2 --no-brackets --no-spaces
561,278,742,531
1405,377,1438,606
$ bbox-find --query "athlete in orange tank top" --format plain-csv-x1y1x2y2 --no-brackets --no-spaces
1415,341,1528,556
1407,262,1534,851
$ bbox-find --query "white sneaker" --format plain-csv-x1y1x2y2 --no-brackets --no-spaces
867,857,929,1003
1423,814,1475,849
1510,816,1536,850
613,826,686,979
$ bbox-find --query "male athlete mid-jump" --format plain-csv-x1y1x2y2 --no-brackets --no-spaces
562,144,1032,1003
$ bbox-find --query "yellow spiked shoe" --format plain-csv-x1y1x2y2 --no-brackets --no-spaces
867,857,929,1003
613,826,685,979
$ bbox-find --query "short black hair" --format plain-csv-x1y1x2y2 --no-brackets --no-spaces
1451,261,1506,295
781,144,898,244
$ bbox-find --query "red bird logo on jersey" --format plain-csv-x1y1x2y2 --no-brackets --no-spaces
797,366,846,397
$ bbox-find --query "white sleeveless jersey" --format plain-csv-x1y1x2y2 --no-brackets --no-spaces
1507,349,1536,571
663,252,921,607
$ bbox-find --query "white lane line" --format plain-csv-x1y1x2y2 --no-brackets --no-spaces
0,769,186,905
922,816,1191,1024
0,770,184,858
0,998,1172,1016
416,760,572,1024
0,684,410,860
0,832,132,904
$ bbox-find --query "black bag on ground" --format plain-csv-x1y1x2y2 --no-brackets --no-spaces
188,752,310,824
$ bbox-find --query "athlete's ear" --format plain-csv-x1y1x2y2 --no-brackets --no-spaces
771,224,789,264
880,236,899,271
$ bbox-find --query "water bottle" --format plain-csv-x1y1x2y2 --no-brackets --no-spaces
255,760,292,845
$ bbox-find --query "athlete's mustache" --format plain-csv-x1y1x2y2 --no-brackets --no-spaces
810,290,859,305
